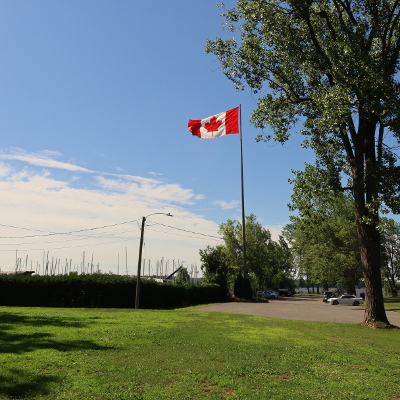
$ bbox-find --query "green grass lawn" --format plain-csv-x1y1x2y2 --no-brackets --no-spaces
383,296,400,312
0,305,400,400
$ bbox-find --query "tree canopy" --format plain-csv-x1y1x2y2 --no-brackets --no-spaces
200,214,294,295
284,164,362,293
206,0,400,327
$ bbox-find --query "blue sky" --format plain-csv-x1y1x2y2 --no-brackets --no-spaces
0,0,319,275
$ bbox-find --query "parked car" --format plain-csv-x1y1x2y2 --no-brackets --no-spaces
323,291,334,302
278,289,293,297
267,290,279,299
327,294,364,306
256,290,279,299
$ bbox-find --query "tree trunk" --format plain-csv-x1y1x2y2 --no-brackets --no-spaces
351,119,390,327
357,222,389,326
389,275,398,298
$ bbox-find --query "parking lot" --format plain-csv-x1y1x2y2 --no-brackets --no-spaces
193,295,400,326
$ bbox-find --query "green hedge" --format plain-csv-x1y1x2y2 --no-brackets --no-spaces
0,273,223,308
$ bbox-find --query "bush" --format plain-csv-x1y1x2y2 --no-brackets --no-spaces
0,274,224,309
241,277,253,300
234,274,244,298
233,274,253,300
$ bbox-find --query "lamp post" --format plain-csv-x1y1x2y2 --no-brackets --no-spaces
135,212,172,309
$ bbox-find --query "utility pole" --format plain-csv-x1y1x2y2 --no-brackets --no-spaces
135,212,172,309
135,216,146,309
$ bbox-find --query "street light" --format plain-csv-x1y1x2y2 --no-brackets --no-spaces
135,212,173,309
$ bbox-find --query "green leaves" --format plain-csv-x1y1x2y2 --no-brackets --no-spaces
285,164,361,291
217,214,294,289
207,1,400,211
207,0,400,323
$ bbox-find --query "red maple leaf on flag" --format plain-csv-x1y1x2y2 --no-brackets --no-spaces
204,116,222,135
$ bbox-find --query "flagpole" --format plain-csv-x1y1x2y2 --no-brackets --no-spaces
239,105,247,278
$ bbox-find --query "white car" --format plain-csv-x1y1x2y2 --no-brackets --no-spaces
256,290,279,299
328,294,364,306
267,290,279,299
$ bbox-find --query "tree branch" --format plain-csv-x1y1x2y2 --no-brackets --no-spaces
313,10,337,41
339,124,355,163
383,1,400,69
332,0,357,25
378,122,385,165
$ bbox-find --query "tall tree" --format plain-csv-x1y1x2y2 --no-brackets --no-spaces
219,214,293,289
284,164,362,293
206,0,400,326
175,267,190,284
200,245,231,295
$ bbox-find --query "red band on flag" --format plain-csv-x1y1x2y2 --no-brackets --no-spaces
225,107,239,134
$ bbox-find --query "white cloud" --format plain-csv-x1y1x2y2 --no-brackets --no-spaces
263,225,284,242
0,162,11,177
95,176,199,205
102,173,160,184
0,150,220,275
213,200,240,210
0,149,93,173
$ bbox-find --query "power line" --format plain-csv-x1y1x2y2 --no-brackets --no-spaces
0,219,141,239
149,222,222,240
0,227,138,246
0,219,222,253
0,237,135,252
146,227,223,241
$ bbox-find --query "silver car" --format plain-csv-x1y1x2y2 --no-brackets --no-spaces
256,290,279,299
328,294,363,306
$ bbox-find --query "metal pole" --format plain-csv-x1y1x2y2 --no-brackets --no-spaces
239,104,247,278
135,216,146,309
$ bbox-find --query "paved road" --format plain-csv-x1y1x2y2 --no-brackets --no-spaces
192,296,400,326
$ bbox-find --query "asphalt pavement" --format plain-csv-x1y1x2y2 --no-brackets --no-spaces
192,295,400,326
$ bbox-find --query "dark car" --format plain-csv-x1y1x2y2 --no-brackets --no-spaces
278,289,293,297
323,291,334,302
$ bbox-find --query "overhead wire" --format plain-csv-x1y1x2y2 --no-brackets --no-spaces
146,226,223,241
0,218,223,253
149,222,222,239
0,226,139,246
0,219,142,239
0,237,136,252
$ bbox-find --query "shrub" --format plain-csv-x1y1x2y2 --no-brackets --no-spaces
0,274,223,308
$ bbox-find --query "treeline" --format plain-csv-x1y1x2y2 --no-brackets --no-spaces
0,273,223,309
200,207,400,298
200,214,295,299
284,165,400,297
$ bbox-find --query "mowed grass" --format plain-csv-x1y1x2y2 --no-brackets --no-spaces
0,305,400,400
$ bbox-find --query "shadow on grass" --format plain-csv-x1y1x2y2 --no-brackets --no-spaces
0,369,62,399
0,329,111,354
0,312,110,354
0,312,112,399
0,312,88,328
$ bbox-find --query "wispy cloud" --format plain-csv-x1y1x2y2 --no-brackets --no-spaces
0,149,221,273
0,149,93,173
95,176,198,205
213,200,240,210
0,162,11,177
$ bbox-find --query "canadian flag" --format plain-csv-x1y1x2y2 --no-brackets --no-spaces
188,107,239,139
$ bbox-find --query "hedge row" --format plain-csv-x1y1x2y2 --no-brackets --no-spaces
0,273,224,309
